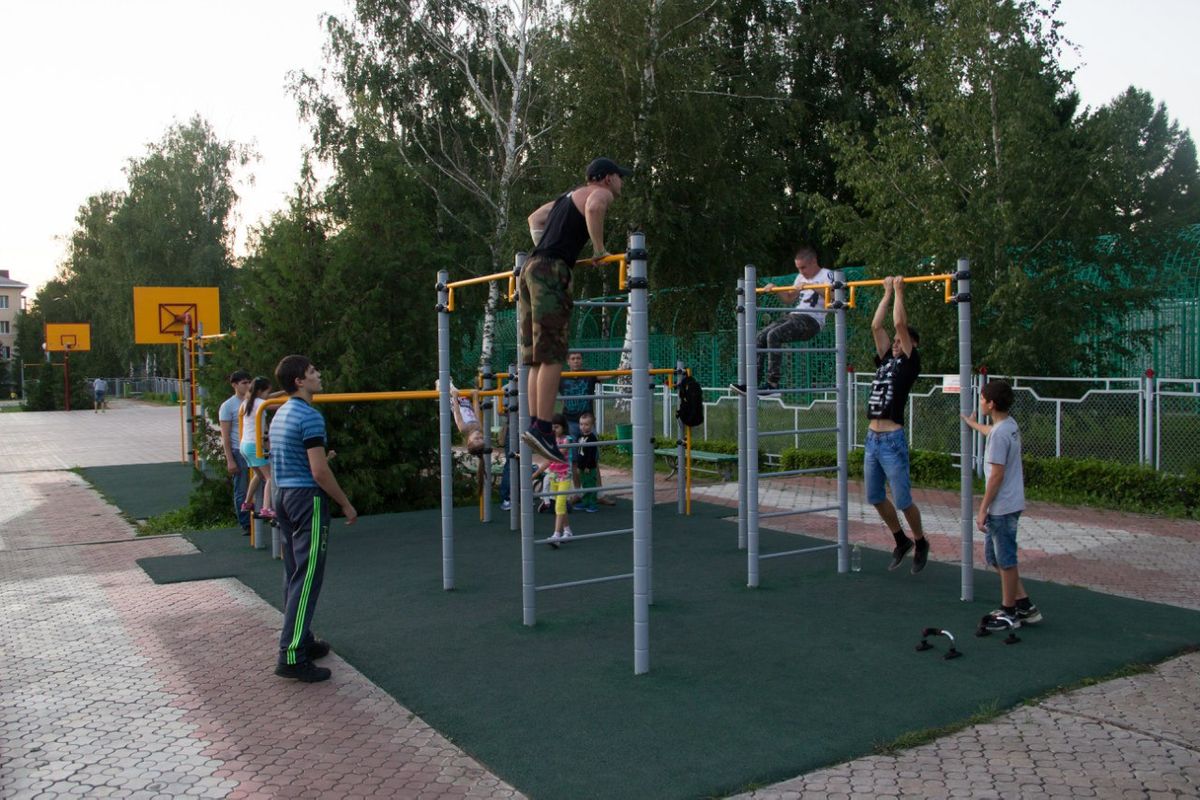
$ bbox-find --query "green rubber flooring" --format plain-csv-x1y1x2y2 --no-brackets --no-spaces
78,462,196,519
124,489,1200,800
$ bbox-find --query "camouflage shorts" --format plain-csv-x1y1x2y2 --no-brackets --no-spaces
518,256,573,365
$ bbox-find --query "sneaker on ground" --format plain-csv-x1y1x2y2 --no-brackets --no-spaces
521,428,566,463
911,537,930,574
307,639,331,660
1016,604,1043,624
561,529,573,540
728,383,746,396
584,506,598,513
547,531,562,549
887,538,914,570
274,661,332,683
500,500,512,511
983,610,1021,631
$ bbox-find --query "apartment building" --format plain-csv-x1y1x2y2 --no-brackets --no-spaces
0,270,28,361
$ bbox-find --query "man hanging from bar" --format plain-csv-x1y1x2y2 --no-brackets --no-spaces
866,276,929,574
519,157,631,463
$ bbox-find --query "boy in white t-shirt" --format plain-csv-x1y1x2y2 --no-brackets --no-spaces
754,245,834,391
962,379,1042,630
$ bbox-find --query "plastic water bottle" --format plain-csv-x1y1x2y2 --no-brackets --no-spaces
851,542,862,573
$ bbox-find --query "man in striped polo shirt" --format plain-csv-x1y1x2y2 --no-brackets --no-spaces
270,355,358,683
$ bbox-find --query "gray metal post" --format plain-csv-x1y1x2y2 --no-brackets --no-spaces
629,233,652,675
834,272,849,573
744,265,761,587
735,279,748,551
437,271,455,591
182,319,193,467
675,360,685,515
196,323,207,473
481,358,493,524
956,259,974,602
515,253,537,626
507,364,520,531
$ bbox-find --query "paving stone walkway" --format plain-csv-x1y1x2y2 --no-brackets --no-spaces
2,404,1198,798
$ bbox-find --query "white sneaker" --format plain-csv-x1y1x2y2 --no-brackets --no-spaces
548,531,562,549
500,500,512,511
561,528,574,540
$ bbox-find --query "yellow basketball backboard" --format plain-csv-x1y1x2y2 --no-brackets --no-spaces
44,323,92,352
133,287,221,344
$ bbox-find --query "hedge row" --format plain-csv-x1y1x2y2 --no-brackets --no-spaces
771,443,1198,518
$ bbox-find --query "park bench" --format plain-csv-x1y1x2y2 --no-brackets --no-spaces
653,447,738,482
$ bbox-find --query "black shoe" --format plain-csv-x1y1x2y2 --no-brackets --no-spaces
242,527,251,537
307,639,330,660
1016,604,1043,624
888,537,913,570
728,382,746,396
274,661,331,683
521,428,566,463
911,537,929,574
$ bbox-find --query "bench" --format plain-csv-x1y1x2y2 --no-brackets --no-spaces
653,447,738,482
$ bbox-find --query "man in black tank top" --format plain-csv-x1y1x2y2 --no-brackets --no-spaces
518,157,630,463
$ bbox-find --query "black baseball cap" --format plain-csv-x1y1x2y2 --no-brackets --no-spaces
586,157,632,181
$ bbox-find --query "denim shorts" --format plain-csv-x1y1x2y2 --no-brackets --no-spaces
984,511,1021,569
864,428,913,509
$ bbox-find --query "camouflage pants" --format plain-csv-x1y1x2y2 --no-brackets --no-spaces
518,255,573,365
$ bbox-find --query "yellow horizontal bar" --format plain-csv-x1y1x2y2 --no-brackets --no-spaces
253,388,504,456
446,270,515,290
847,273,956,308
492,368,676,381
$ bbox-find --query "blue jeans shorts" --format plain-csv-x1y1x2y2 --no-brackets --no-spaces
864,428,913,510
984,511,1021,569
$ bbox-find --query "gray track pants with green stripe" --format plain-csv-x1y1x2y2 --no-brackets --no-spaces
277,487,330,666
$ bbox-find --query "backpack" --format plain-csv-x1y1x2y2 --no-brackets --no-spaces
676,374,704,427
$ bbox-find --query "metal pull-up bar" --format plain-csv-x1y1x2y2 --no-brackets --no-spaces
442,253,629,312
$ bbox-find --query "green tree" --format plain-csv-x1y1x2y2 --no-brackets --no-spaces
816,0,1200,375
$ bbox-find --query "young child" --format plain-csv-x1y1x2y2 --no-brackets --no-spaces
438,379,488,457
962,379,1042,630
546,414,575,547
572,411,600,512
239,376,277,520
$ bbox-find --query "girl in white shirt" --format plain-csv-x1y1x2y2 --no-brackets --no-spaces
239,377,276,519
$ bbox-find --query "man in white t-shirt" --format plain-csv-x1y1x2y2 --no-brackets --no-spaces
754,245,834,391
219,370,254,534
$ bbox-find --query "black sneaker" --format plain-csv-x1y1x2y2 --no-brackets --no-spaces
983,610,1021,632
1016,604,1043,624
888,538,913,570
911,537,930,574
307,640,331,660
728,383,746,396
274,661,332,683
521,428,566,463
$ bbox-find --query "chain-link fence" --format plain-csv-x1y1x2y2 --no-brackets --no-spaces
614,373,1198,474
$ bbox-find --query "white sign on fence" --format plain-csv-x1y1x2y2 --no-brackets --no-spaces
942,374,962,394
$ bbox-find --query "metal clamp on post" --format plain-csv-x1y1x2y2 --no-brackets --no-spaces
627,276,649,290
952,293,972,304
955,269,971,281
626,247,648,261
435,303,449,313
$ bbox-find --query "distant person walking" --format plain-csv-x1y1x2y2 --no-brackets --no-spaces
520,157,630,464
270,355,357,683
218,370,253,535
92,377,107,412
865,276,928,574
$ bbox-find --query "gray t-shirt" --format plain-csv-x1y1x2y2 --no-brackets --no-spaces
984,416,1025,516
219,394,241,448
